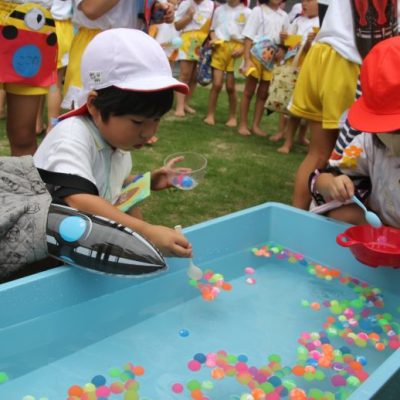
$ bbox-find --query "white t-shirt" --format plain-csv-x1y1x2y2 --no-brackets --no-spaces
175,0,214,33
5,0,52,7
289,15,319,44
211,3,251,41
316,0,361,64
288,3,302,23
154,23,180,57
34,116,132,204
73,0,138,29
242,5,290,44
51,0,72,20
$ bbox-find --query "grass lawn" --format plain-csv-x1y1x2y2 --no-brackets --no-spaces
0,86,307,228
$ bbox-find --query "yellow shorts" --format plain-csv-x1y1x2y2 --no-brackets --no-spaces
289,43,360,129
211,40,243,73
55,19,74,69
244,55,273,82
0,1,52,95
63,27,101,107
178,30,208,61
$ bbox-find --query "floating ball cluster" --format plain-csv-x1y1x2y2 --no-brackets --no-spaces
189,269,232,301
66,361,145,400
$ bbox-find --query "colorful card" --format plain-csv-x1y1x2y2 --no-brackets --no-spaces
116,172,151,212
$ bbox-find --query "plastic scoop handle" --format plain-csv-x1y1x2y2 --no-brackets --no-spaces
352,195,382,228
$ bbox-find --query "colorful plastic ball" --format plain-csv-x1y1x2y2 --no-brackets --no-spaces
172,383,184,393
194,353,207,363
171,37,183,49
179,328,190,337
181,176,194,188
91,375,106,387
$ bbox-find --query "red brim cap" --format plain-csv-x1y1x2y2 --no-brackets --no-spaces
58,104,89,121
348,97,400,133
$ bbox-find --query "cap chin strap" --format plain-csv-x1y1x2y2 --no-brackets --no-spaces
378,133,400,157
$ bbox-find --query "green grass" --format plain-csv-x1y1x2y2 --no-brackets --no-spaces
0,87,307,228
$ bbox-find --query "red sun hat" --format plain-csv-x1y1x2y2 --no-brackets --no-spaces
348,36,400,133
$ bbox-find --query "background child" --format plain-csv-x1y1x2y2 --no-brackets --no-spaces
203,0,250,127
0,0,58,156
310,37,400,229
273,0,319,153
34,29,193,257
174,0,214,117
62,0,174,110
36,0,74,134
238,0,289,137
288,0,398,210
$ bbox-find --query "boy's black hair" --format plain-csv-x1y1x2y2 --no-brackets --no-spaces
259,0,272,5
91,86,174,121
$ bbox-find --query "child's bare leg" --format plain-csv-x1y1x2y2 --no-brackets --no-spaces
292,120,338,209
327,204,366,225
175,60,195,117
35,95,46,135
225,71,237,127
46,68,65,132
277,116,301,154
297,119,310,145
251,80,269,137
204,68,224,125
0,89,6,119
185,66,198,114
270,113,288,141
238,76,257,136
7,92,42,156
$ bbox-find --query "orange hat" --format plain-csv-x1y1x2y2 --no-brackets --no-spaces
348,36,400,133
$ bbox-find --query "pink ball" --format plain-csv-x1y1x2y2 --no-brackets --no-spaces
172,383,184,393
244,267,255,275
96,385,111,397
188,360,202,371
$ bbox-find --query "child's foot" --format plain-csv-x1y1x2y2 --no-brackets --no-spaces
238,126,251,136
277,145,290,154
225,118,237,128
298,137,310,146
184,105,196,114
174,110,186,117
269,132,285,142
251,127,268,137
203,116,215,126
146,136,159,145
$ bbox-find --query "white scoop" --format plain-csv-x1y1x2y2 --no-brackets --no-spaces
174,225,203,280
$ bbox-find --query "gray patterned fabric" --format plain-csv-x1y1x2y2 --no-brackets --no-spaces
0,156,51,278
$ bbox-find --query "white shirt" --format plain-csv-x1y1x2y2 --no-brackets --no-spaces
34,116,132,204
330,134,400,228
316,0,361,64
242,5,289,44
288,3,302,23
211,3,251,41
289,15,319,45
51,0,72,20
5,0,52,7
175,0,214,33
154,23,180,56
73,0,138,29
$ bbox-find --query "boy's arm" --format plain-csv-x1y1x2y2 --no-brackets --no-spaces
174,6,195,31
78,0,120,20
64,193,192,257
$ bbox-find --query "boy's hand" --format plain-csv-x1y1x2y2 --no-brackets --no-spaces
151,155,189,190
327,175,355,203
143,224,193,257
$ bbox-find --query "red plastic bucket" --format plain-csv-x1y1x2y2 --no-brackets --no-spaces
336,225,400,268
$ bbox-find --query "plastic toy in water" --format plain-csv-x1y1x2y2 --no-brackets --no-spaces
46,203,166,276
336,224,400,268
171,174,197,190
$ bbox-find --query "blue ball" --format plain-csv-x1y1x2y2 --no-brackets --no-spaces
181,176,194,188
237,354,248,362
194,353,207,363
179,328,189,337
91,374,106,387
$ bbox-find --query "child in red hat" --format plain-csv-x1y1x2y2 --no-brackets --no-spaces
309,36,400,229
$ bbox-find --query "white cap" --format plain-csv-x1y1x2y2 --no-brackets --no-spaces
76,28,188,107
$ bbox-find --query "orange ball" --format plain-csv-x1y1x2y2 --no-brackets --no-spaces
68,385,83,397
133,365,145,375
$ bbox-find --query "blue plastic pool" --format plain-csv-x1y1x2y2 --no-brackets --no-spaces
0,203,399,400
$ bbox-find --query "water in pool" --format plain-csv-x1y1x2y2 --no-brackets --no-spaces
0,243,398,400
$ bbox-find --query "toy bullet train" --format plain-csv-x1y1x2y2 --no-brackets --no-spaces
46,204,166,276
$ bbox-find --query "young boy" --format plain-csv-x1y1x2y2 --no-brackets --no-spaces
34,28,193,258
